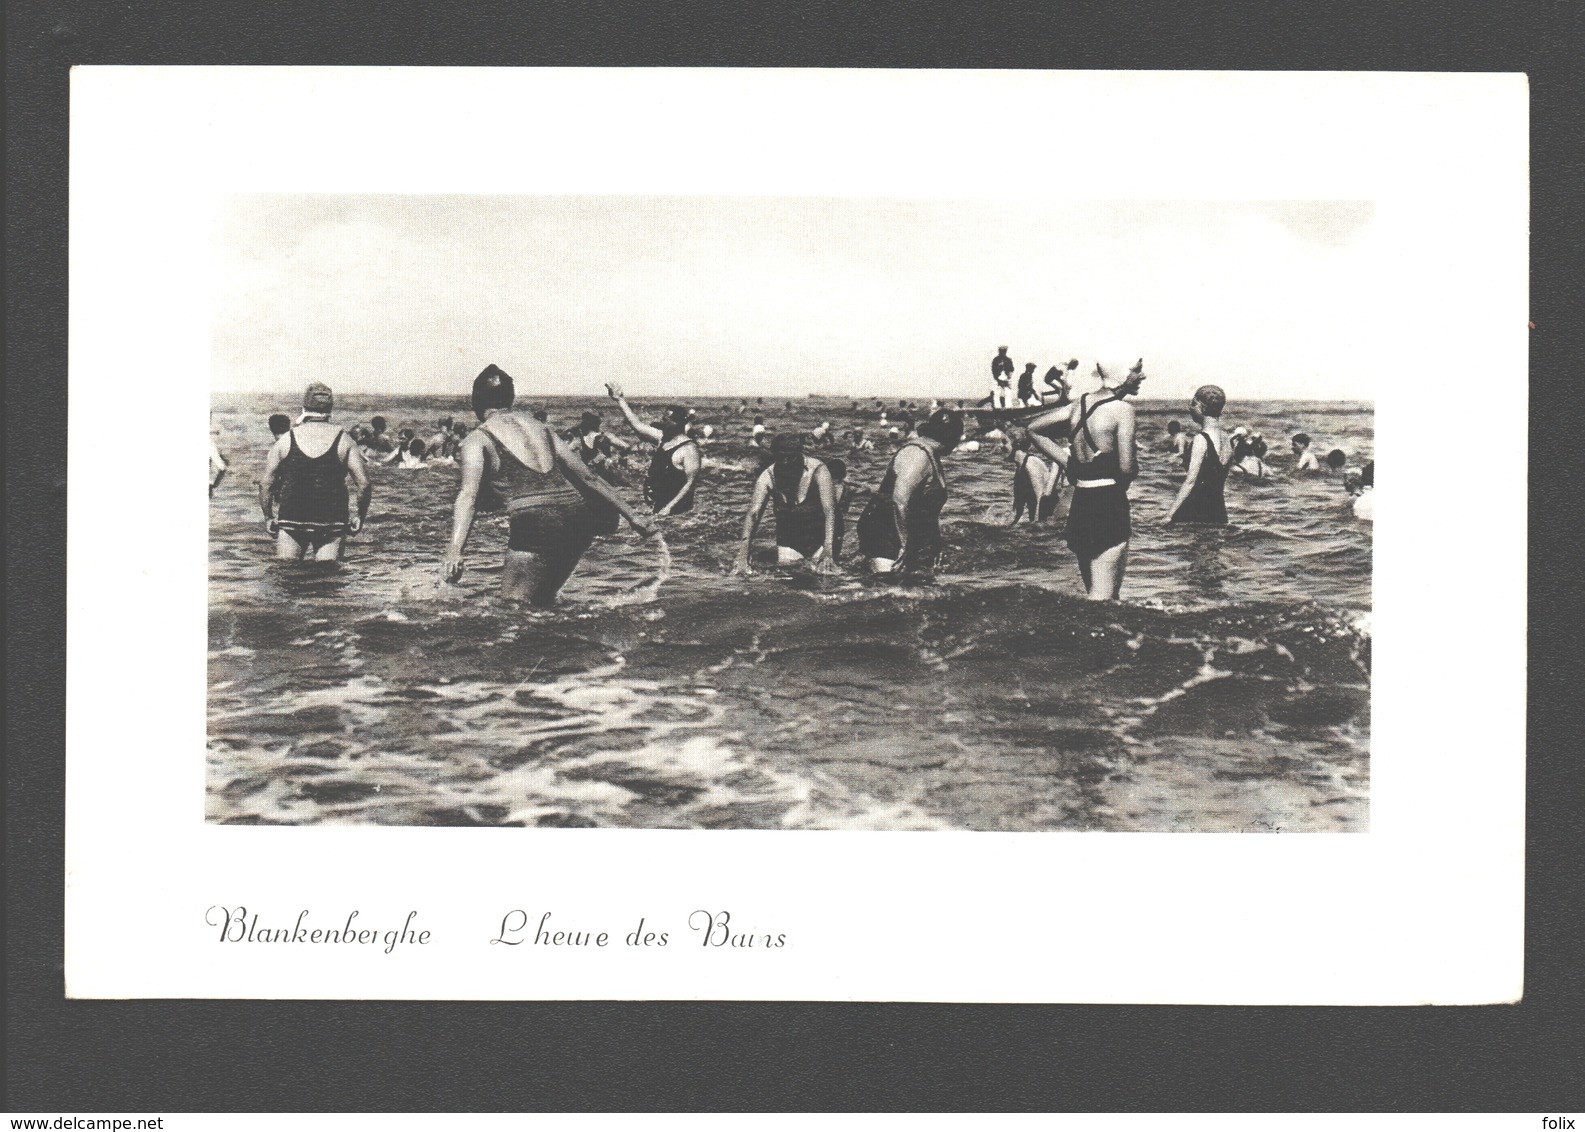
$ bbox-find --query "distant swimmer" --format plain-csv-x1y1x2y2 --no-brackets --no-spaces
989,347,1015,409
1016,362,1041,407
561,411,631,482
444,365,654,605
731,434,842,576
1165,419,1190,461
1351,461,1374,522
855,408,963,576
257,382,371,562
1291,433,1322,472
1165,385,1234,526
392,437,430,469
1007,425,1066,525
209,417,229,496
1324,448,1347,473
1026,360,1146,600
848,428,874,452
366,416,394,454
425,416,455,458
607,383,702,516
809,420,834,447
751,415,768,446
1228,429,1270,479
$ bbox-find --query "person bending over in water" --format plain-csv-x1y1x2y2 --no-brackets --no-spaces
1165,385,1234,525
1026,360,1145,600
392,437,429,469
1291,432,1322,472
731,434,842,576
445,365,655,605
1007,425,1066,525
258,382,372,562
1324,448,1347,474
606,384,702,515
856,408,963,576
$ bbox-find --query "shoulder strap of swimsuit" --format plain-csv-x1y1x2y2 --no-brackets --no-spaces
1075,393,1117,450
903,438,945,485
478,415,546,472
286,428,301,454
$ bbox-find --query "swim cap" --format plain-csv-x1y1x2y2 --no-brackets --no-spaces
769,433,804,459
472,364,515,414
1193,384,1227,416
303,382,333,411
579,411,601,433
919,408,965,449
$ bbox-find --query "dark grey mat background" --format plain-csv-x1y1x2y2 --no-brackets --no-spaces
7,0,1582,1111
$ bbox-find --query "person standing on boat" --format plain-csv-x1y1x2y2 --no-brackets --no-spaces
1027,360,1146,600
444,365,654,605
257,382,372,562
606,383,703,516
1165,385,1233,526
1017,362,1041,407
989,347,1015,409
856,408,963,576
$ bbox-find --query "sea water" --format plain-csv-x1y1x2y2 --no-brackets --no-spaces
207,395,1372,831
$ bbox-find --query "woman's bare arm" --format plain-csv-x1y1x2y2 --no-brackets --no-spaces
606,383,664,443
442,434,488,581
551,434,655,536
1165,434,1205,522
732,470,773,574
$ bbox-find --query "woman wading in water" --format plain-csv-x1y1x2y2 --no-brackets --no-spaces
731,433,842,575
1028,361,1146,600
606,383,702,516
1165,384,1233,526
443,365,655,606
856,408,963,576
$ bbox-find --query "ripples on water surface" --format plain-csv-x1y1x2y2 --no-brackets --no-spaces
209,396,1372,831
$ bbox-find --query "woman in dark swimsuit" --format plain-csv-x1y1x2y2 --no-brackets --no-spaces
443,365,654,606
731,434,841,575
1165,384,1233,526
1027,360,1146,600
856,409,963,575
257,382,372,562
606,384,702,515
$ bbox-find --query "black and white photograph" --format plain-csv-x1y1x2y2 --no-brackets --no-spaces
61,67,1524,1006
206,194,1375,832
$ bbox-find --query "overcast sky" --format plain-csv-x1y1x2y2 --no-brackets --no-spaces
213,195,1378,401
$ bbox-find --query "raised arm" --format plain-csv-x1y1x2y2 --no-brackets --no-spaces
731,469,773,575
442,434,488,582
551,434,655,537
606,383,664,443
656,443,702,517
343,437,372,533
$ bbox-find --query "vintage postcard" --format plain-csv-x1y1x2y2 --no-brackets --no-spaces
66,69,1525,1001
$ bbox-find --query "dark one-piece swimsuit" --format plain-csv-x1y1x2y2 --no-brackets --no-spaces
772,463,835,559
276,428,350,535
857,439,948,567
1170,431,1230,525
644,437,698,514
478,418,604,554
1063,394,1131,558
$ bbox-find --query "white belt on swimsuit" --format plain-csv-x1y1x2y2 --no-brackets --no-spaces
1072,478,1118,488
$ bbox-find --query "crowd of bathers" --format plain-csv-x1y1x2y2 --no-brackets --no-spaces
211,353,1371,601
